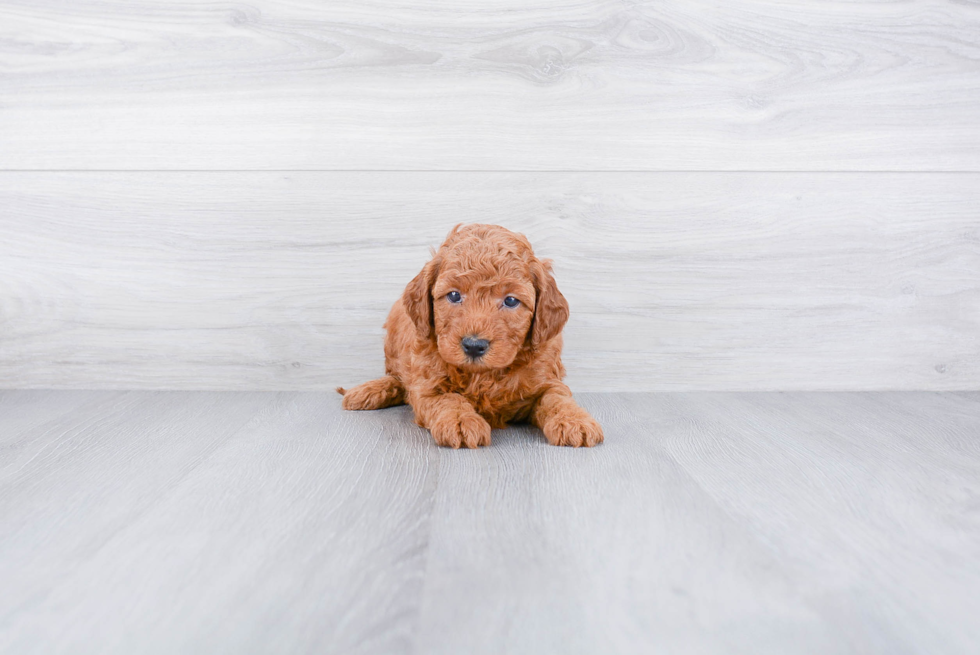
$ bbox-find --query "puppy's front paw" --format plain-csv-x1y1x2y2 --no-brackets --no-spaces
430,411,492,449
543,409,604,447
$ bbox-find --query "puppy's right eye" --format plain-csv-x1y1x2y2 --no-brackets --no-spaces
446,291,462,304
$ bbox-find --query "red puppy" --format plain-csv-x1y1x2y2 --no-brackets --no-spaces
338,224,603,449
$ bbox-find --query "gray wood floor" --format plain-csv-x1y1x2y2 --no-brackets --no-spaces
1,390,978,654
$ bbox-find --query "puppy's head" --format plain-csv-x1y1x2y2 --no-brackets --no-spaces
403,224,569,370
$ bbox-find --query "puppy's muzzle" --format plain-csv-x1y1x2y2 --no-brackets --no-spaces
461,336,490,359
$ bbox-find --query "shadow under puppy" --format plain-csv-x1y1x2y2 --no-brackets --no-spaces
338,224,603,449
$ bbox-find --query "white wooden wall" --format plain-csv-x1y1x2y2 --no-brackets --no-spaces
1,0,978,391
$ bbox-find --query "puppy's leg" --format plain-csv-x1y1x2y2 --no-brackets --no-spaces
531,386,603,447
412,393,491,449
337,376,405,411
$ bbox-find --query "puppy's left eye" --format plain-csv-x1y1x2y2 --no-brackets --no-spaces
503,296,520,308
446,290,462,304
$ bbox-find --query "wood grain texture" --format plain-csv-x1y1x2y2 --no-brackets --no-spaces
418,391,980,654
0,390,438,655
642,392,980,655
1,0,979,170
1,390,978,654
1,171,977,391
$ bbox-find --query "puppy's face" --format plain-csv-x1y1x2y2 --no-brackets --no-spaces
402,225,570,372
431,261,535,370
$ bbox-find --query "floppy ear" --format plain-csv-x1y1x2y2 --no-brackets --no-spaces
530,260,569,347
402,256,441,339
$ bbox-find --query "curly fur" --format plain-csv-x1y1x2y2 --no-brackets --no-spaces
338,224,603,449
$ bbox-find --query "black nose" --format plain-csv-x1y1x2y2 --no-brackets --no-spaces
461,336,490,358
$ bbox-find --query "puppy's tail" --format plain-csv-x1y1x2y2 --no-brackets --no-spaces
335,387,347,396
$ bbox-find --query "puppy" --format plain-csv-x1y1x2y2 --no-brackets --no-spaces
338,224,603,449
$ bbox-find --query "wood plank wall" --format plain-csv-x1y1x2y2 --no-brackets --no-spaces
1,0,978,391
